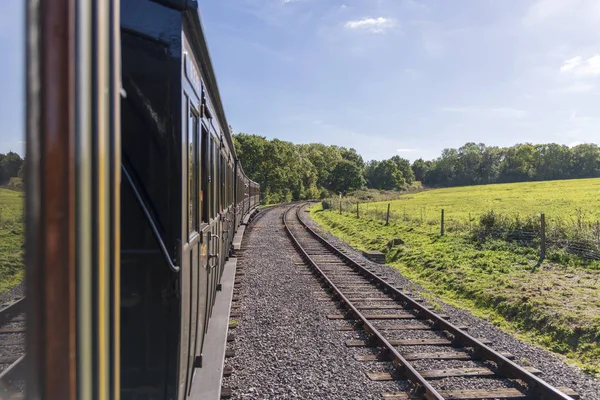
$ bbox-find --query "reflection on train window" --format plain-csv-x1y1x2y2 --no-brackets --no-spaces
189,107,199,236
212,140,218,218
201,124,209,224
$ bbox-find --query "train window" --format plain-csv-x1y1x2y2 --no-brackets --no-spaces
209,136,215,219
188,107,199,236
201,124,209,224
220,149,225,212
212,140,218,217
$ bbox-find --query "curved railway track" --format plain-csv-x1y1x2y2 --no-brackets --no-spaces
0,296,25,398
284,203,578,400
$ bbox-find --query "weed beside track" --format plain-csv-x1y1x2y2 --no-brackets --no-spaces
0,188,24,295
310,203,600,376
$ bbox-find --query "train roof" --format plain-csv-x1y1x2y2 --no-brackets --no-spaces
176,1,238,161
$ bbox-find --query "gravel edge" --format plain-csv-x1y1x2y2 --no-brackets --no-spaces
223,206,411,399
304,206,600,399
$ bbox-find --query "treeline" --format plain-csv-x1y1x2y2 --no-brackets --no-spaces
233,134,600,203
414,142,600,187
233,134,367,203
233,134,418,203
0,152,24,186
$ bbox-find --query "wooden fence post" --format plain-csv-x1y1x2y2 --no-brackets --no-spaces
356,202,359,218
540,213,546,262
441,209,445,236
385,203,390,226
339,199,342,215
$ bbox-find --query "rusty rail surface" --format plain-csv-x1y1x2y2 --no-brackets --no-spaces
283,203,575,400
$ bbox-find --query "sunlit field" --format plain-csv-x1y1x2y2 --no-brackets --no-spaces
368,178,600,224
0,188,25,294
312,178,600,375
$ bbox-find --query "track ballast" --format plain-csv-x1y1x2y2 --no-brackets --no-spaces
284,203,578,400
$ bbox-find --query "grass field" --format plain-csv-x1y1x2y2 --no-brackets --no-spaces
0,188,25,295
312,178,600,375
364,178,600,225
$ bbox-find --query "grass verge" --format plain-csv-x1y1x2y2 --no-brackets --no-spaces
0,188,25,295
311,203,600,376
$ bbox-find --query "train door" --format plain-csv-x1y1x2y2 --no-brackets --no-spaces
179,92,199,399
197,121,212,360
179,46,209,399
208,136,219,318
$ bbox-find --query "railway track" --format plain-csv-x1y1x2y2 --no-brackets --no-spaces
0,297,26,399
283,203,578,400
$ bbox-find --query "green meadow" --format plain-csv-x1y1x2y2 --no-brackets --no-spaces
311,178,600,375
364,178,600,224
0,188,25,294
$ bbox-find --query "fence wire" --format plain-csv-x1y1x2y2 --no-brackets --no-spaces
322,198,600,262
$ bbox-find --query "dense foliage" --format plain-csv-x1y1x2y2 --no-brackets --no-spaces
233,133,416,203
414,142,600,187
233,134,368,203
0,152,24,185
233,133,600,203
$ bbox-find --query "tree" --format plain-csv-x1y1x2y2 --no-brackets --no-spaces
366,159,405,190
499,144,536,182
0,152,24,184
328,159,365,194
411,158,432,182
390,156,415,184
479,145,502,184
571,143,600,178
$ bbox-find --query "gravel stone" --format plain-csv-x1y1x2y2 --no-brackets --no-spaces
303,205,600,399
225,206,410,399
0,282,25,307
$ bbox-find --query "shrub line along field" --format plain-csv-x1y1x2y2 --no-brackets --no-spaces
311,178,600,376
0,188,25,296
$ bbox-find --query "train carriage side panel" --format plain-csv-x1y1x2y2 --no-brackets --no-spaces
120,1,183,398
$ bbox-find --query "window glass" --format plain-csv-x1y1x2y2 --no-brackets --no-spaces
188,107,199,236
201,124,209,224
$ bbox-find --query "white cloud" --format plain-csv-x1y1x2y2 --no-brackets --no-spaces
560,54,600,77
524,0,600,26
554,83,595,94
441,106,526,119
560,56,582,72
397,148,417,153
344,17,396,33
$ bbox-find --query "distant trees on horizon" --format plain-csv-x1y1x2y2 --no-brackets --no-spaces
233,133,600,204
414,142,600,187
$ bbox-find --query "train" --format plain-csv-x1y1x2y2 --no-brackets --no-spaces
25,0,259,399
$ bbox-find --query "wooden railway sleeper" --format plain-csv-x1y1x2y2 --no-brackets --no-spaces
292,203,577,400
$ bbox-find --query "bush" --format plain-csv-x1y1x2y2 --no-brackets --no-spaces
6,177,23,191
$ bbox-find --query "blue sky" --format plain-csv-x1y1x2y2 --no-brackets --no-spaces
1,1,599,161
198,0,600,161
0,0,24,156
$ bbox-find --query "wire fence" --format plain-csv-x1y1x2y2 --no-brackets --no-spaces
322,198,600,262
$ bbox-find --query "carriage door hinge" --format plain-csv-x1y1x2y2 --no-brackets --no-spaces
194,355,203,369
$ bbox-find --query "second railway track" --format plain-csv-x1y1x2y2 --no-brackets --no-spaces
0,296,26,399
283,203,578,400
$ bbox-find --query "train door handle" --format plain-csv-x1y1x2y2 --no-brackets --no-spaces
207,253,219,269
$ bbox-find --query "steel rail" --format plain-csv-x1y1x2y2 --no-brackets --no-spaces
0,298,26,327
283,205,445,400
0,355,25,383
0,298,26,388
293,203,575,400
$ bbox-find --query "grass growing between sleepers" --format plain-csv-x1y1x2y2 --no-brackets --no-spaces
0,188,25,295
310,202,600,376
